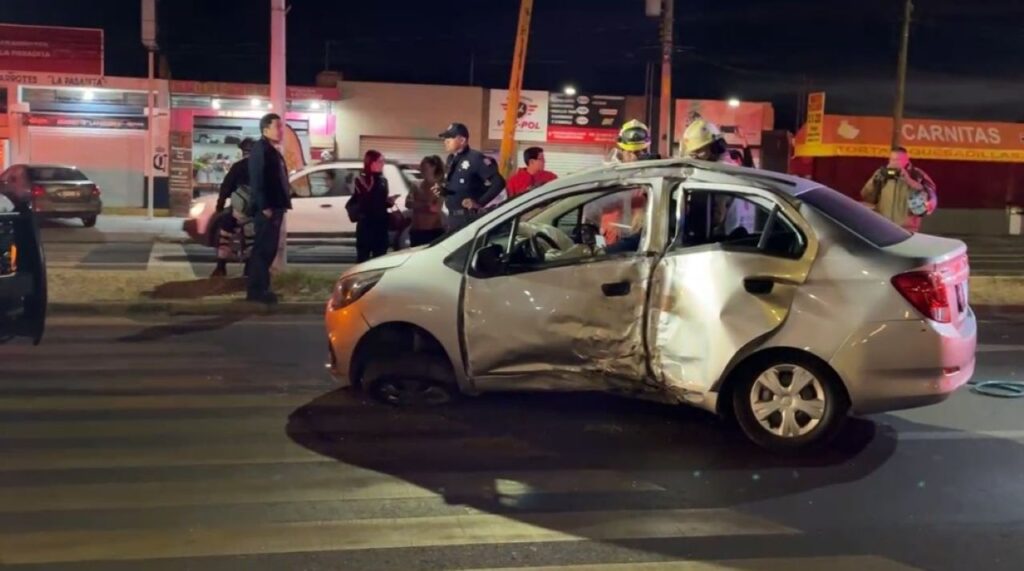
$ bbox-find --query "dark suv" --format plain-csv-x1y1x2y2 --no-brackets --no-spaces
0,193,47,345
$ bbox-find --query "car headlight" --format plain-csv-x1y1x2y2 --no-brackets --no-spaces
329,270,385,310
189,202,207,218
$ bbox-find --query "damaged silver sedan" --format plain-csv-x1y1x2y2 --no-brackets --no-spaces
325,159,976,452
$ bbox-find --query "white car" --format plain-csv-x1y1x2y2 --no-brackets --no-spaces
324,158,976,452
184,160,420,246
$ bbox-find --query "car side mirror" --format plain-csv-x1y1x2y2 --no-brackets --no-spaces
471,243,505,277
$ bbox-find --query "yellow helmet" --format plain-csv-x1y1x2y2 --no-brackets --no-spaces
682,118,721,156
617,119,652,152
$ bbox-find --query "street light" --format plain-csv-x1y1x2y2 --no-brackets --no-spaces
211,98,222,110
728,97,741,108
250,97,261,108
82,89,95,101
563,85,577,96
310,100,322,110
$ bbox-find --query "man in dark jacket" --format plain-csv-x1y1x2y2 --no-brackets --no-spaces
246,113,292,304
438,122,506,231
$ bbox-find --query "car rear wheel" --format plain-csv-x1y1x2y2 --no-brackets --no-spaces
732,354,848,453
363,353,457,407
81,216,97,228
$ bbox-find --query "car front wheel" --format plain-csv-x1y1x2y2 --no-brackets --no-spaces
732,354,848,453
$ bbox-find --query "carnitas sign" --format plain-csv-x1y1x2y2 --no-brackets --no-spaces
796,114,1024,163
0,24,104,76
488,89,548,142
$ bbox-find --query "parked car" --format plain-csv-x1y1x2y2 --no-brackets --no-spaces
0,164,103,227
184,159,421,247
323,158,976,453
0,193,47,345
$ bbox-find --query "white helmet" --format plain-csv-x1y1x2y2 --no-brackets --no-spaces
319,149,335,162
681,118,723,157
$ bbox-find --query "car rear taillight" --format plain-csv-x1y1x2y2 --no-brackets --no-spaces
89,185,101,197
892,271,951,323
30,184,46,199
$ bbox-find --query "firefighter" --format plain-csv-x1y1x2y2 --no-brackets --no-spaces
614,119,661,163
681,117,755,167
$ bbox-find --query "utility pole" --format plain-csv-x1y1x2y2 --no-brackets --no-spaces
649,0,674,158
498,0,533,178
891,0,913,149
141,0,158,219
270,0,287,269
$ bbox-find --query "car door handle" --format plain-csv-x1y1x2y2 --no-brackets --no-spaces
320,204,333,208
744,277,775,295
601,281,631,297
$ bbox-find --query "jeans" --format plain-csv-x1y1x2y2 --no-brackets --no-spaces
247,210,283,297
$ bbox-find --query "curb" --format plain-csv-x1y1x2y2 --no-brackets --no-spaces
49,300,325,316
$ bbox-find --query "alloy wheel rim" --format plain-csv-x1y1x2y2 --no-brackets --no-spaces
749,364,826,438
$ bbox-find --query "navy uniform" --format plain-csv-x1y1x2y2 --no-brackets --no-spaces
438,123,506,231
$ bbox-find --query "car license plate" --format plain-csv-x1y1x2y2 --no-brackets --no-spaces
58,190,79,199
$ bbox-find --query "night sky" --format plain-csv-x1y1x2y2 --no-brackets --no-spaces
1,0,1021,129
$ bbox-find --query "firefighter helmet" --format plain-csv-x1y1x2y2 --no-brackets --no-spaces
681,118,721,156
617,120,652,152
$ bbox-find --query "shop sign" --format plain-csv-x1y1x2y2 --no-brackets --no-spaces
0,24,103,75
22,114,148,130
547,93,625,144
170,80,340,101
168,130,193,197
805,92,825,145
488,89,548,142
796,114,1024,163
0,70,107,88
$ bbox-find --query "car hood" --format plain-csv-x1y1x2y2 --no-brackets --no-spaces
343,250,416,275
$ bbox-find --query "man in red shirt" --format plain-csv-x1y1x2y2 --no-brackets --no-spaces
506,147,558,199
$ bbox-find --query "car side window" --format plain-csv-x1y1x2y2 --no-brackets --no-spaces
322,169,359,197
475,185,651,276
674,190,805,258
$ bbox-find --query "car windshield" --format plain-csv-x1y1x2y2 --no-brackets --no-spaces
800,186,912,247
28,167,88,182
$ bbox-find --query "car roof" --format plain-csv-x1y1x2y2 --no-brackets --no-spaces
554,157,822,198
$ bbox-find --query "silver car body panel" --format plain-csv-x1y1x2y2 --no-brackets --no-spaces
325,159,976,419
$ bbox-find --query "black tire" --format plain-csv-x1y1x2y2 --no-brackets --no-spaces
731,353,849,453
81,216,97,228
363,352,457,407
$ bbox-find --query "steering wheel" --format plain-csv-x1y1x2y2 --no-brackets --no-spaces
511,232,561,264
571,222,601,248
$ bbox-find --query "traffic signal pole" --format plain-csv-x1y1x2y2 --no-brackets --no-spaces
498,0,534,177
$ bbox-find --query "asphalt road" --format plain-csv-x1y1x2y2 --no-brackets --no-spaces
1,313,1023,570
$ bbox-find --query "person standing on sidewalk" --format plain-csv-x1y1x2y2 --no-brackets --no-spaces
506,146,558,199
246,113,292,304
861,146,937,232
406,155,446,247
438,122,506,231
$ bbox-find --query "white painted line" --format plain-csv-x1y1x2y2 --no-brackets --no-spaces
898,430,1024,442
976,344,1024,353
0,508,796,564
147,241,196,277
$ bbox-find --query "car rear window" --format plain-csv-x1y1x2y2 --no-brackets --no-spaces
29,167,88,182
800,186,912,247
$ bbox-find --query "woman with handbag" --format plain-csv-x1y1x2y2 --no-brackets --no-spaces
349,150,395,262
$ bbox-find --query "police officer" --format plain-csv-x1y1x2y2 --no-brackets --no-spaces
438,122,506,231
614,119,661,163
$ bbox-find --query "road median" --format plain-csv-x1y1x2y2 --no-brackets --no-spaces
46,268,1024,316
49,268,335,315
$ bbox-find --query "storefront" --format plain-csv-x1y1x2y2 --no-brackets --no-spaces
168,80,339,215
791,92,1024,235
0,86,8,169
1,73,167,208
